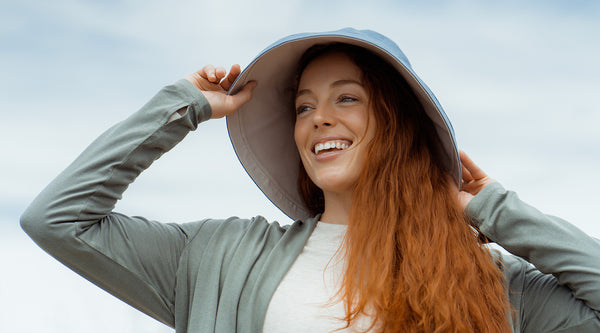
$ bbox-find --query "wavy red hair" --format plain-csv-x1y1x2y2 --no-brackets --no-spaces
297,44,512,332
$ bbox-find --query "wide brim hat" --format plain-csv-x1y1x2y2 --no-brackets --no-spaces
227,28,460,221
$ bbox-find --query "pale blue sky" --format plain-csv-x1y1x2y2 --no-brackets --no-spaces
1,1,599,332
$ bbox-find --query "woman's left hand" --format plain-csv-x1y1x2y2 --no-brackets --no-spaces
455,151,497,211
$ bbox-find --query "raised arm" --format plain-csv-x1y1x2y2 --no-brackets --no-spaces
459,151,600,332
20,67,256,327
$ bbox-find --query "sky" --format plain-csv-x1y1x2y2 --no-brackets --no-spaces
1,0,599,332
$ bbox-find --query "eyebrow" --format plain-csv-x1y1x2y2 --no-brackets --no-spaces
296,79,363,98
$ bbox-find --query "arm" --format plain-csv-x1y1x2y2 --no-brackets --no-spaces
20,67,256,327
20,79,211,326
459,152,600,332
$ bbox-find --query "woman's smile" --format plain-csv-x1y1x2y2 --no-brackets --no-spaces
294,52,376,196
312,137,352,160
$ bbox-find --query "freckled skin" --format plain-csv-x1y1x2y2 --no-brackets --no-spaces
294,52,377,223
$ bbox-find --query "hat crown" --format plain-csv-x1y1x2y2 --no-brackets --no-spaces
258,27,413,73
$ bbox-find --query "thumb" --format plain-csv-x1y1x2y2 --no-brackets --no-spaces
227,81,257,110
208,81,258,119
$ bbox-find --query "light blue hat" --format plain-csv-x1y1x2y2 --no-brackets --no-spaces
227,28,460,221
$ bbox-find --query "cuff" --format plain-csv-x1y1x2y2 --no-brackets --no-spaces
465,182,506,231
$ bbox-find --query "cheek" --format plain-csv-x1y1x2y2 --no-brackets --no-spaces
293,119,308,151
348,113,376,144
293,123,301,150
363,109,377,142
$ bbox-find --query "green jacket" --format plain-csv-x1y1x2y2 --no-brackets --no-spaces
21,80,600,332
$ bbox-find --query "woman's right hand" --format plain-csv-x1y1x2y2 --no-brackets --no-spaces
184,64,257,119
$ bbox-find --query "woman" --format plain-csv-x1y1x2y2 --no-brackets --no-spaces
21,28,600,332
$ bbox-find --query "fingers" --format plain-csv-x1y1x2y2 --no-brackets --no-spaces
461,163,474,184
200,65,220,83
208,81,258,119
202,64,240,86
459,150,487,181
184,64,255,119
459,150,497,197
220,64,241,91
215,66,226,81
184,69,220,91
186,64,242,92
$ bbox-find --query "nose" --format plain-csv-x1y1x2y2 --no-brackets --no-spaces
312,104,336,129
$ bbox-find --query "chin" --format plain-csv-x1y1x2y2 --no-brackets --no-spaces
311,173,357,195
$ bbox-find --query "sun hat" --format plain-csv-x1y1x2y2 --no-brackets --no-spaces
226,27,460,221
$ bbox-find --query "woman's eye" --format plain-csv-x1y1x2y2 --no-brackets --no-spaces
295,105,312,115
338,96,357,103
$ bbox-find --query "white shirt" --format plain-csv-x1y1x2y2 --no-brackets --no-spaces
262,222,372,332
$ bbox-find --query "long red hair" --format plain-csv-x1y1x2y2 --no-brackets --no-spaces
297,44,512,332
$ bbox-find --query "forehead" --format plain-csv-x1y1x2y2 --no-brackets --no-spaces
297,52,363,88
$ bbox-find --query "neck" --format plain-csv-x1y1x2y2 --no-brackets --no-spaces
320,190,352,225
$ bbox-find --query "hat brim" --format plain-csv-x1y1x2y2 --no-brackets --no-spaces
227,29,460,221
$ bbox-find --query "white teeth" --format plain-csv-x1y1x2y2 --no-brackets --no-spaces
314,140,351,155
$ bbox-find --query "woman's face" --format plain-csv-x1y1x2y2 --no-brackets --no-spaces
294,52,376,196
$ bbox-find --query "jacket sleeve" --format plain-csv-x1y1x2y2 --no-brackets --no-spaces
466,182,600,332
20,79,212,328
